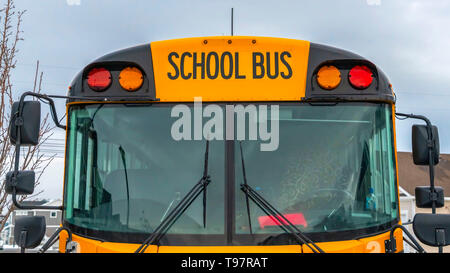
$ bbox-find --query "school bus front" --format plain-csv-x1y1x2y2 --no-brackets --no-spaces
59,36,403,253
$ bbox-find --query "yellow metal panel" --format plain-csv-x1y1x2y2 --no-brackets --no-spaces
59,233,157,253
392,104,402,225
158,245,302,253
302,241,365,253
358,228,403,253
151,36,310,102
59,230,403,253
302,229,404,253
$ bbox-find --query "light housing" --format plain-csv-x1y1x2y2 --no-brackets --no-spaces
316,65,341,90
119,67,144,92
348,65,373,89
87,68,111,91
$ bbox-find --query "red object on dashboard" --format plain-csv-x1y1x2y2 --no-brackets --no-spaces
258,213,307,229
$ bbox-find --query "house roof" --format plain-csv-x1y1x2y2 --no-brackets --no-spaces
12,199,62,211
43,199,62,207
397,152,450,197
14,200,49,208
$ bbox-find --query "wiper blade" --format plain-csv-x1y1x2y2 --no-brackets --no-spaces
202,140,209,228
135,140,211,253
239,142,253,234
118,146,130,227
238,142,324,253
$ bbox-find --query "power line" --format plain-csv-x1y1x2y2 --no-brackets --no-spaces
16,63,81,71
396,91,450,97
14,80,68,87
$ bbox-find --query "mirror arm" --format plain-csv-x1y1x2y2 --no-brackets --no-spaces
16,92,66,130
396,112,437,213
11,91,66,211
38,227,73,253
19,230,28,253
387,224,426,253
12,188,63,210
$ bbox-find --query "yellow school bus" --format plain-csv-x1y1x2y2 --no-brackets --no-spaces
38,36,406,253
15,35,434,253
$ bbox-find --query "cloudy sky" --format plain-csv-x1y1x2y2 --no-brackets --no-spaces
9,0,450,199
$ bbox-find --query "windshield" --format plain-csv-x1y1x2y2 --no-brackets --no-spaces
64,104,226,244
64,102,398,245
235,103,398,244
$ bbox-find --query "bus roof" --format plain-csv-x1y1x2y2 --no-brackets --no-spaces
67,36,394,104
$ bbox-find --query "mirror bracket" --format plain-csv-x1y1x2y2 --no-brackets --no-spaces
14,116,23,126
436,229,446,246
397,112,440,213
430,191,438,202
384,237,397,253
12,192,63,210
8,92,67,211
387,224,426,253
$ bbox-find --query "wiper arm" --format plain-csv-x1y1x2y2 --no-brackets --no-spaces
238,142,324,253
239,142,253,234
118,146,130,227
135,140,211,253
202,140,210,228
240,184,324,253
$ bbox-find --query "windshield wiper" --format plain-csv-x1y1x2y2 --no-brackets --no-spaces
118,146,130,227
135,140,211,253
239,142,253,235
238,142,325,253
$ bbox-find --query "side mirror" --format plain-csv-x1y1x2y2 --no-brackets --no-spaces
415,186,444,208
5,171,35,195
9,100,41,146
14,216,46,250
412,124,439,165
413,213,450,247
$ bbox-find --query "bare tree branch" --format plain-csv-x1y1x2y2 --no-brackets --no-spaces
0,0,55,234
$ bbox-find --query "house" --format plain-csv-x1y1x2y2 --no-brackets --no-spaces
0,215,12,248
398,152,450,198
397,152,450,217
6,199,62,247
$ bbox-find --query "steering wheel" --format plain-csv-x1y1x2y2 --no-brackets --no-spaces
310,188,354,230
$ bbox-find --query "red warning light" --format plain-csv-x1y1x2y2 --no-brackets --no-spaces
87,68,111,91
349,65,373,89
